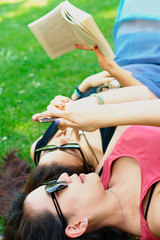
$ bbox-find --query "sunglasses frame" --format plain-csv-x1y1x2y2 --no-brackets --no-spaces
45,180,68,228
35,143,90,172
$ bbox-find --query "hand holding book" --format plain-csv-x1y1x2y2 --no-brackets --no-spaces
28,1,114,59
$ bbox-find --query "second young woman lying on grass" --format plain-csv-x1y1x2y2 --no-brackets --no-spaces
5,125,160,240
31,85,155,174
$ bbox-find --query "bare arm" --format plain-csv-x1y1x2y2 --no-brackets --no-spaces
54,99,160,131
32,86,159,131
71,71,116,100
74,44,145,87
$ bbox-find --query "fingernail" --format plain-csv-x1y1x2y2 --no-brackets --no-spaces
65,97,70,102
55,120,60,125
94,45,98,49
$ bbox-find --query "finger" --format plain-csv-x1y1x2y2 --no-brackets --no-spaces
47,104,64,113
74,44,92,51
103,77,116,83
71,92,78,101
55,118,77,130
50,100,65,110
73,129,80,141
100,70,111,77
32,113,44,121
93,45,104,58
51,96,71,109
32,111,53,121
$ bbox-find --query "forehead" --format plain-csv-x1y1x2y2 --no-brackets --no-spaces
24,186,56,217
39,149,82,167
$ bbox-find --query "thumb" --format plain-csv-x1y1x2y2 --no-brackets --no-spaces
55,118,77,130
93,45,104,57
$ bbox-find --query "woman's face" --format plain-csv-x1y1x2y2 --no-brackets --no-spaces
24,172,105,223
38,131,87,169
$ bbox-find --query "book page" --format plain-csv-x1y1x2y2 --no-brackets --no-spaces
63,1,91,22
81,17,115,58
28,3,85,59
63,1,115,58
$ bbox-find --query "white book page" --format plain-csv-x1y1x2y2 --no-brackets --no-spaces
81,17,115,58
62,1,114,57
28,2,84,59
64,1,91,22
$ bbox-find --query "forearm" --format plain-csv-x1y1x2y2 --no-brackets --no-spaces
92,45,145,87
110,63,143,87
71,71,110,100
90,85,157,105
97,99,160,128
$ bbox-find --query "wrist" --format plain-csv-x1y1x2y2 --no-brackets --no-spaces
90,93,104,105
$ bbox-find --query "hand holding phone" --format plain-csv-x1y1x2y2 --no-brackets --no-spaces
37,117,59,123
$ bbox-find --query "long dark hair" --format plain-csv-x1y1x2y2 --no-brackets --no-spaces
3,163,90,238
4,193,128,240
24,163,90,193
0,149,30,216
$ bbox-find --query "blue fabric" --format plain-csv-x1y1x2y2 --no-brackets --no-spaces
114,0,160,39
114,32,160,66
122,64,160,98
113,0,160,98
114,31,160,98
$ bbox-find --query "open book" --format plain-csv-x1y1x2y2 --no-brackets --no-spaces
28,1,115,59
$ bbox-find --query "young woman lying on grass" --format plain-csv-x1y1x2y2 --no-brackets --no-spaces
31,85,155,174
72,0,160,99
30,0,160,174
4,124,160,240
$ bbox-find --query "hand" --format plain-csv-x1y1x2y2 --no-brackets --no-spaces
32,95,71,122
75,44,117,73
32,95,102,132
71,71,115,100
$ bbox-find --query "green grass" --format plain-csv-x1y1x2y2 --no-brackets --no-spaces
0,0,139,239
0,0,118,163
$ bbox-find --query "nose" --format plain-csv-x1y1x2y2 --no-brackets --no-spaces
58,172,72,183
57,136,72,146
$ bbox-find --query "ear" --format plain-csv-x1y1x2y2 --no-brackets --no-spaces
65,218,88,238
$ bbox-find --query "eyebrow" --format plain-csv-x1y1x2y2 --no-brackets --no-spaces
40,148,82,161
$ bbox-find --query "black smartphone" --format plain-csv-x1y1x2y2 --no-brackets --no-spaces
37,117,58,123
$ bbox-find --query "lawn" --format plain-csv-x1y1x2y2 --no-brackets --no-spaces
0,0,139,239
0,0,118,163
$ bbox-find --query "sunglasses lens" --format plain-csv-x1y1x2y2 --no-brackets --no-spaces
62,143,79,149
45,181,68,193
36,145,57,152
42,179,57,186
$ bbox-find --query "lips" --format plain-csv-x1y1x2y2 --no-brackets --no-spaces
79,173,85,183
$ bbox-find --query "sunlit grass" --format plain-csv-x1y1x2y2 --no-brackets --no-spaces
0,0,50,22
0,0,118,159
0,1,138,239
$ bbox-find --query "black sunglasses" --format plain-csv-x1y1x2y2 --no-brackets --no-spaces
35,143,90,172
44,180,68,228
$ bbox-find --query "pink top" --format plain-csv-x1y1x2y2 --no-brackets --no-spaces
101,125,160,240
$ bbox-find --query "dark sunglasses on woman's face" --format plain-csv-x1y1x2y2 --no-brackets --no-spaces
44,180,68,228
35,143,90,172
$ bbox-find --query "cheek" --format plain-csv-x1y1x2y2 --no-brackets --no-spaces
57,185,83,213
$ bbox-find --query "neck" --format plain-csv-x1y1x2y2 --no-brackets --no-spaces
88,189,128,233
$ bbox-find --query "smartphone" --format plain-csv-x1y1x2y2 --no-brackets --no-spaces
38,117,58,123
